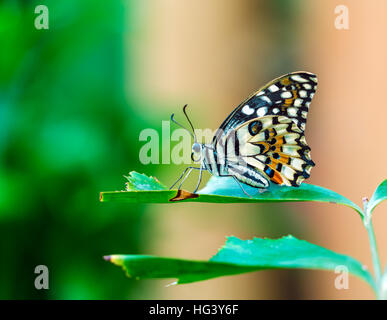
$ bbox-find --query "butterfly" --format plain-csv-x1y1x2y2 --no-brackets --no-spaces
170,71,317,196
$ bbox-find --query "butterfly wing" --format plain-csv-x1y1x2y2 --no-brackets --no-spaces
213,71,317,144
229,116,315,186
213,71,317,187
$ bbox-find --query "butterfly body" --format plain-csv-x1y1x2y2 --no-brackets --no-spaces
201,143,270,188
171,71,317,194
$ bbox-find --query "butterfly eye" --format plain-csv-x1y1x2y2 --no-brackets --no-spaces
192,143,201,153
248,121,262,136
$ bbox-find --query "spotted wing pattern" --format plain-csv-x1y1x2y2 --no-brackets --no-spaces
231,116,315,186
213,71,317,145
211,71,317,187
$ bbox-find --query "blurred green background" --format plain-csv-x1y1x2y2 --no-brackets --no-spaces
1,0,385,299
0,0,150,299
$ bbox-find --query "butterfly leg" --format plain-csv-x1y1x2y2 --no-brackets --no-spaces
193,165,204,194
169,166,201,191
178,167,194,190
231,176,253,198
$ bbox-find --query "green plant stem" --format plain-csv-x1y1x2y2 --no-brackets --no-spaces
364,220,381,284
363,197,382,298
363,198,382,299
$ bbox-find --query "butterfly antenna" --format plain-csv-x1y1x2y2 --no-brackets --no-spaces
182,104,197,143
170,112,195,140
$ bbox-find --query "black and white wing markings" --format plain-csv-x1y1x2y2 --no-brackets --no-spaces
213,71,317,146
226,115,315,187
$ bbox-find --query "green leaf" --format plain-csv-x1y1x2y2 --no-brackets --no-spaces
100,172,363,217
367,179,387,217
124,172,167,191
104,235,375,291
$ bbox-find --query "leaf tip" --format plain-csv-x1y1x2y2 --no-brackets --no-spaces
166,281,178,287
103,255,123,265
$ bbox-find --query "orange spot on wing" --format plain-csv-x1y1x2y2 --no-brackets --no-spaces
251,141,270,153
278,154,290,164
283,90,299,106
270,170,284,184
267,128,276,138
271,145,282,153
274,136,284,145
281,78,291,86
267,161,284,185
